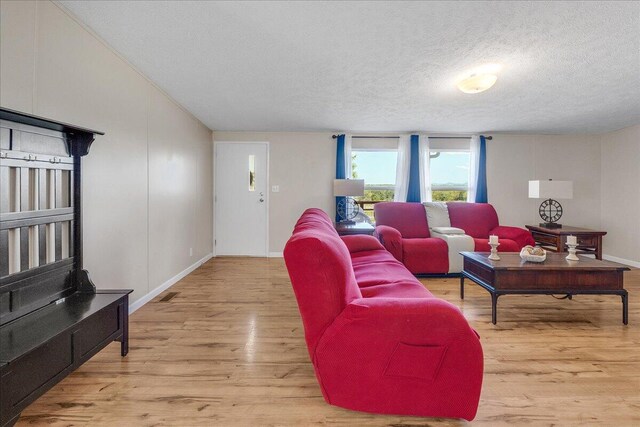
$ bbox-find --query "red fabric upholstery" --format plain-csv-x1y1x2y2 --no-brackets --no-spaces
491,225,536,248
374,224,403,262
374,203,449,274
402,238,449,274
473,238,520,252
446,202,499,238
351,258,418,288
340,234,384,253
315,297,483,420
284,209,362,355
374,202,534,274
284,209,483,420
359,281,432,298
374,202,430,238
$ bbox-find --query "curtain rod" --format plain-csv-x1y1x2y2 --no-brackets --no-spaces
331,135,492,140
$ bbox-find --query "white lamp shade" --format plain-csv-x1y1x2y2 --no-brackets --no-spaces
333,179,365,197
528,180,573,199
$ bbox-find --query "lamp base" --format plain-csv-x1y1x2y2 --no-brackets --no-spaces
540,222,562,229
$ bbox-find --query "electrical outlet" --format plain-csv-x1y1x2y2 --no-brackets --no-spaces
189,248,193,257
272,185,280,192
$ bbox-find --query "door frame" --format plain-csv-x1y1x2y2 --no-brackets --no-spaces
213,141,270,257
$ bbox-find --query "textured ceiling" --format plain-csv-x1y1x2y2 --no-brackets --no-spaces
59,1,640,134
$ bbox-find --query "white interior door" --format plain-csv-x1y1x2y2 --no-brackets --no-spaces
215,142,268,256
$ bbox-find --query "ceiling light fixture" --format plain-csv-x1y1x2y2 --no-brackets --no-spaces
456,64,502,94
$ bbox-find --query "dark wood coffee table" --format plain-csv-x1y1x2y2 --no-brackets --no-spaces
460,252,630,324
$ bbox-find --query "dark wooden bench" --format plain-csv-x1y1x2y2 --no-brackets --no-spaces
0,108,131,427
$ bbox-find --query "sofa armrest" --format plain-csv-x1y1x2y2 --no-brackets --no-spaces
490,225,535,249
374,225,403,262
340,235,384,253
314,297,484,420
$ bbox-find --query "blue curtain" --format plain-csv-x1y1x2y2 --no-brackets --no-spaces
475,135,488,203
406,134,421,202
335,134,346,221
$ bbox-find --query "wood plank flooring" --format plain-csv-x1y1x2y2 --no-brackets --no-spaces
17,257,640,426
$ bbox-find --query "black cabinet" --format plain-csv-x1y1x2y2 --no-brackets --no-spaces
0,108,132,427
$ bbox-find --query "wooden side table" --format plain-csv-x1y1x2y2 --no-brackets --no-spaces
334,222,375,236
525,225,607,260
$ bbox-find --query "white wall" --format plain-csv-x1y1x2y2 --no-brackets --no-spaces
0,1,213,306
214,131,610,256
599,125,640,265
488,134,602,229
213,132,334,254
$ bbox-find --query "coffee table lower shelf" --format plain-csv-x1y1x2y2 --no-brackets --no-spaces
460,271,628,325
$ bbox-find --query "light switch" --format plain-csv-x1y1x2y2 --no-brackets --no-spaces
272,185,280,192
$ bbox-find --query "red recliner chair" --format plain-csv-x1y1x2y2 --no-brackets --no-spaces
284,208,483,420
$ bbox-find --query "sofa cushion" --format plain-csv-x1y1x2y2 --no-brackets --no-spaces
351,251,418,288
341,235,385,253
447,202,499,238
352,260,419,288
360,281,433,299
423,202,451,229
374,202,430,238
430,231,475,273
473,238,520,252
402,238,449,274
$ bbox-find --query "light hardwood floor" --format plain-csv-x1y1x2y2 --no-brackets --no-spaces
17,257,640,426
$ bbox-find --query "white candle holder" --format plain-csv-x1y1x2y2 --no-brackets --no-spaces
488,242,500,261
566,243,579,261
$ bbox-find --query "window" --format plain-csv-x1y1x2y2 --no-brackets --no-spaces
351,149,397,218
429,150,470,201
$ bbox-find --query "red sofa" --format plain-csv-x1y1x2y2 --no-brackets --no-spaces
284,208,483,420
374,202,535,275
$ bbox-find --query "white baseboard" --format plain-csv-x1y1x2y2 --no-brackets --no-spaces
129,253,214,314
269,252,283,258
602,254,640,269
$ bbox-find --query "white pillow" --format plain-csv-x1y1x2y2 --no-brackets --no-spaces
423,202,451,229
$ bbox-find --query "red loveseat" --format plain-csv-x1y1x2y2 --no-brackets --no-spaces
284,208,483,420
374,202,535,275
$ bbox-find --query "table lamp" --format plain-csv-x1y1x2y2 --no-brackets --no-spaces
334,179,365,224
528,179,573,228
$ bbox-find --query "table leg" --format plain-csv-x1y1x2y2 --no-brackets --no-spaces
121,295,129,357
460,276,465,299
491,293,499,325
622,291,628,325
